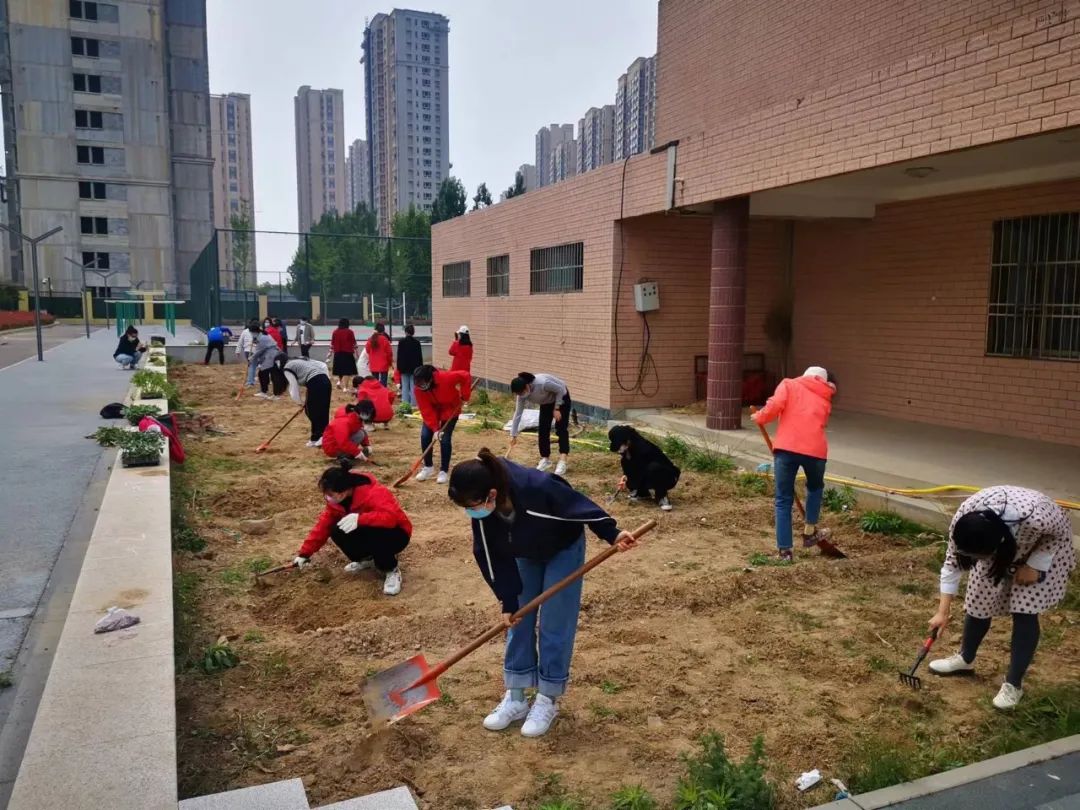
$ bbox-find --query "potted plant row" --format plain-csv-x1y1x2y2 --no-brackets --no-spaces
118,430,166,468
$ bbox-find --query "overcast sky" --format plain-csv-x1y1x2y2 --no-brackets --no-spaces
206,0,658,280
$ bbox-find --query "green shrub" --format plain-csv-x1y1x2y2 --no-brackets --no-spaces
860,511,940,544
843,736,918,793
475,388,490,406
124,403,162,425
748,552,789,567
675,733,775,810
661,434,691,462
172,524,207,554
823,485,858,513
395,402,414,416
685,447,736,475
200,640,239,674
89,426,130,447
611,785,658,810
735,473,768,496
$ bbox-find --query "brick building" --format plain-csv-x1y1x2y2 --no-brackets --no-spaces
433,0,1080,447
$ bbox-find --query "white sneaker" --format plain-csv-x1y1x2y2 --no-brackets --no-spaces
993,682,1023,710
554,460,567,476
521,694,558,737
536,458,552,472
929,653,975,675
383,568,402,596
659,497,673,511
344,559,374,573
254,392,269,399
482,691,530,731
415,466,435,481
269,395,280,401
436,470,448,484
627,490,640,502
305,439,320,448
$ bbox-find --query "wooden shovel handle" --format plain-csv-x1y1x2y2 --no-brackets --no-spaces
392,421,446,487
419,519,657,685
258,405,305,451
749,407,805,517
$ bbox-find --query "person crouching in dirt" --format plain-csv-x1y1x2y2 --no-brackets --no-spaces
352,375,396,429
272,353,332,448
322,400,375,462
413,364,471,484
927,485,1075,710
447,448,639,737
750,366,837,562
293,460,411,595
607,425,681,512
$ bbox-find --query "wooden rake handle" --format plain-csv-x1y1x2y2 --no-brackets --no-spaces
749,406,805,518
393,378,477,487
257,405,305,452
417,519,658,687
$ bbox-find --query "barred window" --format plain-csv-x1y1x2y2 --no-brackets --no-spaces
530,242,583,294
987,213,1080,361
442,261,470,298
487,254,509,297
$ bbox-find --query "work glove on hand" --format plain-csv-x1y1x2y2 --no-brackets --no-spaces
293,556,309,569
337,513,360,533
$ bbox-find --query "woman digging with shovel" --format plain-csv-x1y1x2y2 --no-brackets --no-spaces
293,460,412,596
926,485,1075,710
447,448,639,737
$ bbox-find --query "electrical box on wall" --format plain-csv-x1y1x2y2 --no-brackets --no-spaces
633,281,660,313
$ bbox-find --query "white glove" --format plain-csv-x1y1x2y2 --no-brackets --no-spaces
354,451,369,461
293,556,309,569
337,513,360,533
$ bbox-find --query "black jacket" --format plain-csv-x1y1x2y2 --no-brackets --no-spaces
469,460,620,613
113,334,141,358
618,431,680,492
396,335,423,375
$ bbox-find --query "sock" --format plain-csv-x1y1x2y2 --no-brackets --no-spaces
510,688,526,702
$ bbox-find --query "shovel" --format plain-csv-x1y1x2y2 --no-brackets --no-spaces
392,426,443,487
255,405,305,453
898,627,939,690
748,407,847,559
362,518,658,724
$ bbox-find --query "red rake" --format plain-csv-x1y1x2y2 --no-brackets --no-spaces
255,406,305,453
899,627,939,690
749,407,847,559
362,519,658,724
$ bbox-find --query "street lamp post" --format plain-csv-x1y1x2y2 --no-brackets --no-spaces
64,254,120,338
0,223,63,361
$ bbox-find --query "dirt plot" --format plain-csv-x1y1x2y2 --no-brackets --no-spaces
171,363,1080,809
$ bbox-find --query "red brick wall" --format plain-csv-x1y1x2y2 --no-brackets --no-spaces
791,178,1080,446
656,0,1080,207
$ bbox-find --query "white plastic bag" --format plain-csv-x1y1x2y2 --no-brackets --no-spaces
503,408,541,433
94,606,141,634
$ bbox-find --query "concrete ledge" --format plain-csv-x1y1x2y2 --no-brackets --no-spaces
809,734,1080,809
316,786,419,809
179,778,309,809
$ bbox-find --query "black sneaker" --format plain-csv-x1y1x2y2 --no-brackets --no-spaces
778,548,794,563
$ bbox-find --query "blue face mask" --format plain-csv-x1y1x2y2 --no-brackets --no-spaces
465,505,493,520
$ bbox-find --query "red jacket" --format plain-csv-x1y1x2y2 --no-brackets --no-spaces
266,326,284,351
365,332,394,373
357,378,396,423
322,406,371,459
138,416,185,464
751,375,835,459
330,327,357,354
299,471,412,558
415,369,471,430
449,340,473,373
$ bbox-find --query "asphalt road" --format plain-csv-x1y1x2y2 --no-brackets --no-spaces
0,323,97,370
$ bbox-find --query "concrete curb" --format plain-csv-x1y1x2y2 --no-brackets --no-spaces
809,734,1080,809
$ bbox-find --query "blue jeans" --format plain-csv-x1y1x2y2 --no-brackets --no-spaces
400,373,415,406
420,416,458,472
244,351,257,385
773,450,827,550
115,353,138,368
504,535,585,698
374,371,388,386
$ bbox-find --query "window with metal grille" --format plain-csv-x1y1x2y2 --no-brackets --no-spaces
442,261,470,298
530,242,583,294
987,213,1080,361
487,254,509,297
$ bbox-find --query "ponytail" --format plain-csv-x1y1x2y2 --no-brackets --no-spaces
510,372,535,395
318,458,371,493
448,448,511,513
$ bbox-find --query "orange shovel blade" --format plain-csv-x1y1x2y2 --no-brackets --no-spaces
361,654,442,724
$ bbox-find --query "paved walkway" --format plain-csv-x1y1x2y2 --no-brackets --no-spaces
0,328,137,804
0,324,93,369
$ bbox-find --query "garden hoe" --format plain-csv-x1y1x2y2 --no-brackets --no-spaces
606,478,627,505
898,627,939,690
362,519,658,724
749,407,847,559
255,406,305,453
254,560,298,587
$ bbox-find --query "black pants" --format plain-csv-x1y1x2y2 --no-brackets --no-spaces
627,462,681,500
538,393,572,457
300,343,311,358
259,368,287,395
961,612,1041,687
204,340,225,365
329,525,409,573
305,374,332,441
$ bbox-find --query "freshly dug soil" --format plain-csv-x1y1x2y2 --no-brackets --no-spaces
172,364,1079,809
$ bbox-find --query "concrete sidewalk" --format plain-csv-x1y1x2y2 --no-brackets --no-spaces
628,409,1080,506
0,328,140,805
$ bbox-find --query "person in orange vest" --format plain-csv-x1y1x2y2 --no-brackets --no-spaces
751,366,837,562
352,375,395,427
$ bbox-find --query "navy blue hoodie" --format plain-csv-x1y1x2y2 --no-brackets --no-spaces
469,460,620,613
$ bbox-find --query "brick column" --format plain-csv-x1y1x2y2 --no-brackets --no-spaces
706,197,749,430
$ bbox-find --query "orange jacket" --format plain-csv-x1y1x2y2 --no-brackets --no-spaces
752,375,834,459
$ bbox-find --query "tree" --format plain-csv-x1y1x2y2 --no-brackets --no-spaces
504,170,526,199
286,203,382,300
431,176,467,224
389,205,432,317
471,182,493,211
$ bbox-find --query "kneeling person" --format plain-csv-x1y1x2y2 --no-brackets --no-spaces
608,425,681,511
294,460,411,595
322,401,375,461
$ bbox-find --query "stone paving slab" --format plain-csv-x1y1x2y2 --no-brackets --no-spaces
179,778,310,809
316,786,419,809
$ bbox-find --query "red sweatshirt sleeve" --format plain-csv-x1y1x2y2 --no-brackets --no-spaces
298,507,337,557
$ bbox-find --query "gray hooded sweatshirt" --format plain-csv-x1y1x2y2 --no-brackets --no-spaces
511,373,568,436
